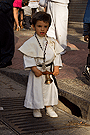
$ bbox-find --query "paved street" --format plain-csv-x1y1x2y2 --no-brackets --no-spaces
0,26,90,134
0,72,90,135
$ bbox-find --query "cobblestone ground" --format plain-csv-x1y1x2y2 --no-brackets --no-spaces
0,28,90,135
0,71,90,135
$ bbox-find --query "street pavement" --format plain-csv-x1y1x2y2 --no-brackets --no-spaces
0,26,90,134
0,72,90,135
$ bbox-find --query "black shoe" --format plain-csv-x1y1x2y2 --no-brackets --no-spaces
82,65,90,81
0,61,12,68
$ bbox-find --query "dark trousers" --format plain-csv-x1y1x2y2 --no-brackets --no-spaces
24,15,31,29
88,34,90,49
0,9,14,64
87,34,90,67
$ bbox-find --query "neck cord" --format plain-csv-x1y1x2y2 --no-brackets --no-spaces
35,33,48,63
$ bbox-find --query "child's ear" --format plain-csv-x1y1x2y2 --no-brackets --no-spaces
32,24,35,30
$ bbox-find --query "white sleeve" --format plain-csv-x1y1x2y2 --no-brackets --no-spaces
21,7,25,9
23,55,36,70
54,54,62,67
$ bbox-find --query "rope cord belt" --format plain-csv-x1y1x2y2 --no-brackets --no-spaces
37,62,53,67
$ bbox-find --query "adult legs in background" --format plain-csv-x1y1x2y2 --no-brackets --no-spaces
87,36,90,67
47,2,68,53
19,9,24,29
82,35,90,79
13,7,20,31
24,15,31,29
0,9,14,68
32,8,37,16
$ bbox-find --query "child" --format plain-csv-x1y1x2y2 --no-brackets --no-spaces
83,0,90,79
22,0,32,29
18,12,64,117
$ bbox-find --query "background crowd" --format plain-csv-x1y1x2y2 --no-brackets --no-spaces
13,0,45,31
0,0,89,79
13,0,69,55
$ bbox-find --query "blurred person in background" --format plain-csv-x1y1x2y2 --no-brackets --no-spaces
46,0,69,55
28,0,39,15
0,0,14,68
83,0,90,79
13,0,23,31
22,0,32,30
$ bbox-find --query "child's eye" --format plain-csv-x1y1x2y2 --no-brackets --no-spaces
44,26,48,28
37,25,41,27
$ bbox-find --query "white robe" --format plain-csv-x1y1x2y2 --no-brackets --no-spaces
18,34,64,109
28,0,39,8
47,0,69,50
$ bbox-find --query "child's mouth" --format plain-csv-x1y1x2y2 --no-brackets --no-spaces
40,32,44,35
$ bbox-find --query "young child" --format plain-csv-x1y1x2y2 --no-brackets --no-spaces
22,0,32,29
18,12,64,117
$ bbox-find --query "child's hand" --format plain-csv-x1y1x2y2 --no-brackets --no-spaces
31,66,43,77
84,35,89,42
42,70,53,75
53,66,59,76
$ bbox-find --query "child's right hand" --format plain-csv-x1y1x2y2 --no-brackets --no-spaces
42,70,53,75
31,66,43,77
84,35,89,42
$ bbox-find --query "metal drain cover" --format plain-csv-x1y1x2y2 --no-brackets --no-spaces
0,97,85,135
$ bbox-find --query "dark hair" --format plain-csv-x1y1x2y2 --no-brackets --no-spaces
32,12,51,27
23,0,29,6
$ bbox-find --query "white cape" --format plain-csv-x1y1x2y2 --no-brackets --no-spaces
18,35,64,109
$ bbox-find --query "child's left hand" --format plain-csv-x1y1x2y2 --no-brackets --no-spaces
42,70,53,75
53,66,59,76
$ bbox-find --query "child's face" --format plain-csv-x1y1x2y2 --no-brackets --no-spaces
32,21,49,37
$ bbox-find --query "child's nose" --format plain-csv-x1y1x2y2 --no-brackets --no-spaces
41,27,44,31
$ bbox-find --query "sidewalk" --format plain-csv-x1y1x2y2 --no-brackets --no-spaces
0,27,90,135
0,27,90,120
0,73,90,135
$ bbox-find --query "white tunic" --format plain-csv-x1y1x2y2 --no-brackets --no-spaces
47,0,69,50
22,6,32,16
28,0,39,8
18,34,64,109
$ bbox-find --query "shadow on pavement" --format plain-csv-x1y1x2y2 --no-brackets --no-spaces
59,96,82,118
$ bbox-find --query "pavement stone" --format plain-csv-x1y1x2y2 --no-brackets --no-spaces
0,72,90,135
0,28,90,118
0,72,26,135
0,27,90,134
